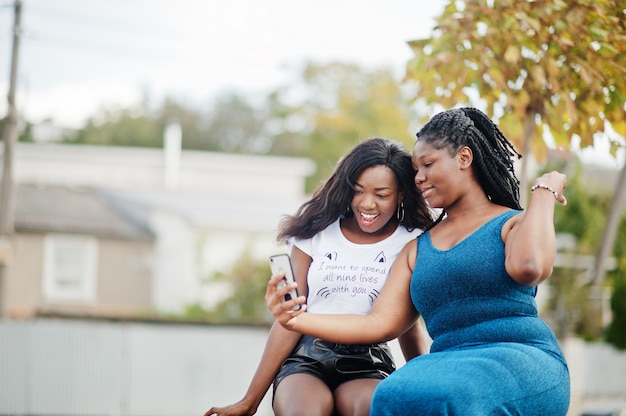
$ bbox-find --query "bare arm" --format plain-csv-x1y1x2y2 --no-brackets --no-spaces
205,323,301,416
397,319,431,361
266,241,420,344
504,171,568,286
205,247,312,416
394,240,430,360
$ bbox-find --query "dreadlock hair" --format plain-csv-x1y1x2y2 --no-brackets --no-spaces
277,137,435,244
416,107,523,210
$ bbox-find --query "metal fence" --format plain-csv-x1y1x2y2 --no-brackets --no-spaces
0,318,273,416
1,318,625,416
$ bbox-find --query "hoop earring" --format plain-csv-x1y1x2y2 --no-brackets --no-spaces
396,202,405,222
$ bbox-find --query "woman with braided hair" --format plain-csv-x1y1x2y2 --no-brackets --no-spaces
266,107,571,415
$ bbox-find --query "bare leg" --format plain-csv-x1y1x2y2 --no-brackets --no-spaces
273,373,334,416
333,378,380,416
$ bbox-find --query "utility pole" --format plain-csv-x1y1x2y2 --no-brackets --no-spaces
0,0,23,317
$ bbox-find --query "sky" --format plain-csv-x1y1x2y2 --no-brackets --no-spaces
0,0,623,168
0,0,446,127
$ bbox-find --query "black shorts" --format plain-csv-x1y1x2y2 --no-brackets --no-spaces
273,335,396,393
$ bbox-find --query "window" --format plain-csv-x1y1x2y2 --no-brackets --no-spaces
43,234,98,302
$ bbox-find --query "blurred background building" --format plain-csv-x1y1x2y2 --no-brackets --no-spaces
0,138,315,318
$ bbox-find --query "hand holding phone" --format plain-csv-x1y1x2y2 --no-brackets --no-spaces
269,254,302,311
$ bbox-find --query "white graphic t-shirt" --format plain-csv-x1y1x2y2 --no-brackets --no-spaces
291,219,422,315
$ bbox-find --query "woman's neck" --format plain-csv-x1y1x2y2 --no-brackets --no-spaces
442,192,500,224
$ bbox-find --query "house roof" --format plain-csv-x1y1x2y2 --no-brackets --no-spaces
97,187,306,233
15,184,155,239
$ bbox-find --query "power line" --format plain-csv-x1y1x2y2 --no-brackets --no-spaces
14,2,184,62
25,3,170,38
23,31,181,62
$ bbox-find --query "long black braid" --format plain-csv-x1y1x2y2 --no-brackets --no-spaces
416,107,522,210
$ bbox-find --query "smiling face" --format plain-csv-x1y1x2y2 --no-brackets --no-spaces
412,140,471,209
349,165,402,235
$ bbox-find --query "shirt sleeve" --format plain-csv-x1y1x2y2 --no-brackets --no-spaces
289,236,313,257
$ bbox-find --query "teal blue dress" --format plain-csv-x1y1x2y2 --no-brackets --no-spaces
371,210,570,415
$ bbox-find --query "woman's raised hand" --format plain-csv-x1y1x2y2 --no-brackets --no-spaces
265,272,306,329
532,171,568,206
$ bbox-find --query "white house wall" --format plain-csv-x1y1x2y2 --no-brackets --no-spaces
13,143,166,190
10,143,315,201
106,189,300,313
198,228,288,310
150,209,198,313
3,142,315,314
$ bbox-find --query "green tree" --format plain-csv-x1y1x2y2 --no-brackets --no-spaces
542,160,615,339
202,92,270,153
71,110,161,148
67,92,268,153
406,0,625,192
205,252,273,325
1,117,34,143
63,63,416,194
606,273,626,349
173,252,272,325
158,97,212,151
552,165,611,253
405,0,626,331
269,62,418,191
605,215,626,349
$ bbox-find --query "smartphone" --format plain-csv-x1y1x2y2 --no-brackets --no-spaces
269,254,302,311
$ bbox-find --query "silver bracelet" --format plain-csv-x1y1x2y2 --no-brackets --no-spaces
531,183,559,200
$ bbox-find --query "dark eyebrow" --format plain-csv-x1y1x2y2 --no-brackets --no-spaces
354,181,392,191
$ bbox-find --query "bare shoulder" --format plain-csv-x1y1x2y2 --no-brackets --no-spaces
501,210,524,242
401,237,419,273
